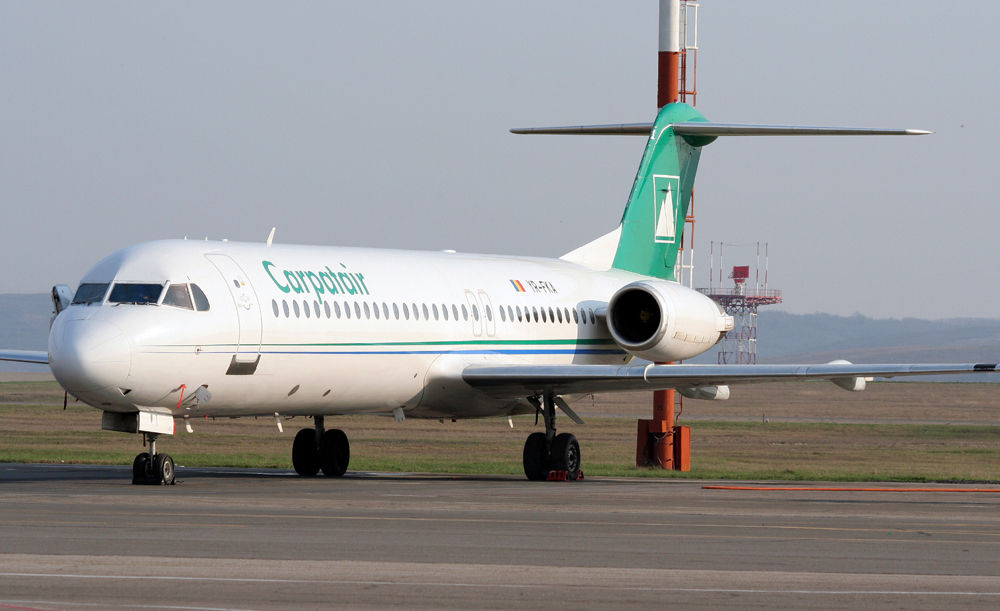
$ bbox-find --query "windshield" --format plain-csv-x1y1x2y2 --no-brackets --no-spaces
71,283,110,305
72,282,109,305
108,283,163,305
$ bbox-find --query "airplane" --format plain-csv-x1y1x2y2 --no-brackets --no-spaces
1,101,996,485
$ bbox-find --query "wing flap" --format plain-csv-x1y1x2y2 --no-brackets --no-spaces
462,362,996,397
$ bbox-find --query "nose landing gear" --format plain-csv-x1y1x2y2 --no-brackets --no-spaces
132,434,175,485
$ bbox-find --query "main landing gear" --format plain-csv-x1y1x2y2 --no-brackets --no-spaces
523,393,582,481
292,415,350,477
132,434,175,485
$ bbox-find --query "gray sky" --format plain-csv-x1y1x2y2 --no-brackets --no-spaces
1,1,996,319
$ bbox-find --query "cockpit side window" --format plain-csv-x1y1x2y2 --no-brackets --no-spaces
71,283,110,305
190,284,210,311
161,284,194,310
109,283,163,305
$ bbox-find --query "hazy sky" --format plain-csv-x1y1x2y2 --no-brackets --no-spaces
1,1,996,319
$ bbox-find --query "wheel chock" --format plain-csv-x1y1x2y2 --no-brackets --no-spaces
547,470,568,481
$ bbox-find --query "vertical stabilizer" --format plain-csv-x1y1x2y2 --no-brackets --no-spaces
611,102,711,280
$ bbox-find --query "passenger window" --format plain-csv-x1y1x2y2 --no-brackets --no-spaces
272,299,279,317
540,308,547,323
363,302,371,319
382,303,389,319
472,305,479,321
413,303,420,320
394,303,400,319
452,304,459,320
71,283,110,305
314,301,320,318
485,306,492,322
442,304,449,321
354,303,361,319
516,306,523,322
293,301,301,318
344,302,351,319
589,309,596,324
432,304,439,320
556,308,563,323
324,302,331,318
303,300,310,318
372,302,380,319
191,284,211,311
334,302,341,318
283,300,290,317
162,284,194,310
422,303,429,320
499,306,506,322
532,307,539,322
573,308,579,324
461,305,468,321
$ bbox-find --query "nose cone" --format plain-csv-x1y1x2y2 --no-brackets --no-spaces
50,318,132,392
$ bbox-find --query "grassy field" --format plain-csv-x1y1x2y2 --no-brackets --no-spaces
1,380,998,482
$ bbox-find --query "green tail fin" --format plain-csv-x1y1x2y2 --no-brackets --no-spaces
611,103,714,280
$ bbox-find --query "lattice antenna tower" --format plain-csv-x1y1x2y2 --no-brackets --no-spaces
699,242,783,364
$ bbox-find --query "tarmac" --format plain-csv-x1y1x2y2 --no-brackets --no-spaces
1,463,999,610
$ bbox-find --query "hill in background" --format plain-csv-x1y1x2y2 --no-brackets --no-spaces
1,293,997,380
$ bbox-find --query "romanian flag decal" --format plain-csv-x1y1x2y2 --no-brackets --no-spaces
510,279,526,292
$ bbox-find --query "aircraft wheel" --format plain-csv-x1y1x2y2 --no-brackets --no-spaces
132,452,151,484
154,453,175,485
320,429,350,477
549,433,581,481
292,428,320,476
522,432,548,481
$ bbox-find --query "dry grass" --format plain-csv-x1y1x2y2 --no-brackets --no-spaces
1,380,998,482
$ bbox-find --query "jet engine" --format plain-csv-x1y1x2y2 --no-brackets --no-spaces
606,280,734,362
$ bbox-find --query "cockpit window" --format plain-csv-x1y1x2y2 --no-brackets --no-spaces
162,284,194,310
190,284,210,311
71,283,110,305
109,283,163,305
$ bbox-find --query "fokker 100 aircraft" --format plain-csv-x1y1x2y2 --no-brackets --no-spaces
1,102,996,485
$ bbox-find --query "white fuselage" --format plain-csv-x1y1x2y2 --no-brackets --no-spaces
50,239,707,420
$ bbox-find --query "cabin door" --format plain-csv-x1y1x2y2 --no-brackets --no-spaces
206,254,263,370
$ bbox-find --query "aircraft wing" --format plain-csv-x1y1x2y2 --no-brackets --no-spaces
462,362,997,397
0,350,49,365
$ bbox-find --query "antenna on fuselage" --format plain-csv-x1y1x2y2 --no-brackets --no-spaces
266,227,276,248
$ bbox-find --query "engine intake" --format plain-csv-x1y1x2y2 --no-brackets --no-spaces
607,280,733,362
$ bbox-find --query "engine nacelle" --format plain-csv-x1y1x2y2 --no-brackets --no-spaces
606,280,734,362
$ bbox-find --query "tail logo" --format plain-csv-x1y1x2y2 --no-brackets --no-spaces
653,175,680,244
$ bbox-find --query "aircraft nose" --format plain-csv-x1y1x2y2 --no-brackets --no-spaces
49,318,132,392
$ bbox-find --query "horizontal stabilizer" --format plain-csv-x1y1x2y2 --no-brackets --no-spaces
511,122,930,137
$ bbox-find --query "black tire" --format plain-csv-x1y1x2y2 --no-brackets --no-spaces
320,429,350,477
132,452,151,484
522,432,548,481
154,453,175,485
550,433,581,481
292,428,320,476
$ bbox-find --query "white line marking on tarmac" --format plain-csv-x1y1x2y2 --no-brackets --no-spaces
2,573,999,597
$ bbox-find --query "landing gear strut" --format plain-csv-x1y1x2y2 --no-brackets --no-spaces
522,393,582,481
292,415,350,477
132,434,175,485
